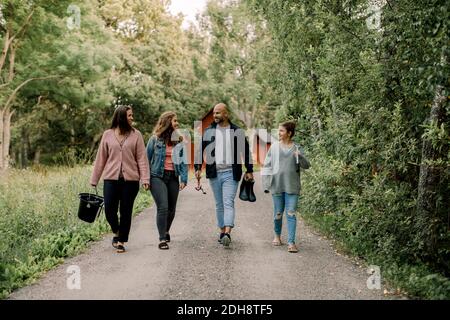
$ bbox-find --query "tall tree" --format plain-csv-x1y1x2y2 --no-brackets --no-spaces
200,0,278,130
1,0,120,169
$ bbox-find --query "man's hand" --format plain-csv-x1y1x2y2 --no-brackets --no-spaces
245,172,254,181
195,170,202,180
179,183,186,191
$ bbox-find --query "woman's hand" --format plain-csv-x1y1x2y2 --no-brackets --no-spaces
143,183,150,190
294,149,302,164
179,183,186,191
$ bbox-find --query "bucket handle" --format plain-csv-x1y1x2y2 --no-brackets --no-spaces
92,185,104,220
86,186,103,205
86,186,98,202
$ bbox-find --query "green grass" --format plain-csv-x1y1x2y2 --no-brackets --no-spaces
0,166,152,299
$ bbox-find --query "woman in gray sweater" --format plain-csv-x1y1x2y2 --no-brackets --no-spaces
261,121,310,253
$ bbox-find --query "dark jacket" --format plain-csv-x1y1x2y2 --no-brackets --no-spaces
194,121,253,181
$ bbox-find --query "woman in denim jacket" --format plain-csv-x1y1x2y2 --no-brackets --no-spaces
146,111,188,250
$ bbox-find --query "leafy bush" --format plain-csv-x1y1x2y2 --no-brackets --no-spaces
248,0,450,299
51,147,95,167
300,147,450,299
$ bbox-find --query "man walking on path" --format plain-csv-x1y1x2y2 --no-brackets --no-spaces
195,103,254,247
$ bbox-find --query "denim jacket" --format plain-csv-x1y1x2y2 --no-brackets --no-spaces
146,135,188,184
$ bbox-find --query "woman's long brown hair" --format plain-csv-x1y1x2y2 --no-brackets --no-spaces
111,105,133,135
153,111,182,145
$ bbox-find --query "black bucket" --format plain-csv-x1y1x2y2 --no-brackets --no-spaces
78,190,104,223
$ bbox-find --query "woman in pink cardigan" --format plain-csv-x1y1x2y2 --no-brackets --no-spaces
90,105,150,253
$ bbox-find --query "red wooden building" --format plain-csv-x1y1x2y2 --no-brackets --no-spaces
252,129,273,166
188,108,215,170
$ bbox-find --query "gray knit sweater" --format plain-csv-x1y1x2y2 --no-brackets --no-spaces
261,142,310,195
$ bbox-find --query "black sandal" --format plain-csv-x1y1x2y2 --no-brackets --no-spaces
158,241,169,250
116,244,126,253
165,233,171,243
112,236,119,248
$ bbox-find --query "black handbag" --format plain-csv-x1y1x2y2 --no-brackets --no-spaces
239,177,256,202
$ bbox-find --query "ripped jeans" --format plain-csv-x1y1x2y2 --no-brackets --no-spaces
272,193,299,244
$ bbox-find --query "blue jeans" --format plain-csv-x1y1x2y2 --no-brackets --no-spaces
209,170,239,228
272,193,299,244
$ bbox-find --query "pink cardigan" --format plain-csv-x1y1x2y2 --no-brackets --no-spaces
90,128,150,186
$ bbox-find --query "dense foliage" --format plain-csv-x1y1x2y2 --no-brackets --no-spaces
0,0,448,299
247,0,449,298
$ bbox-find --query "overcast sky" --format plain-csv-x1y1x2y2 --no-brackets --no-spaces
168,0,207,28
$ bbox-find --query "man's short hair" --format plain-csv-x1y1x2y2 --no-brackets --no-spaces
214,103,228,110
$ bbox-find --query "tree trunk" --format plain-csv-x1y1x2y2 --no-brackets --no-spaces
0,108,4,171
8,42,15,82
70,126,76,145
33,146,41,165
416,83,449,258
17,145,22,169
22,129,29,168
0,76,59,172
0,107,14,171
1,108,13,170
0,29,11,74
0,9,35,75
310,70,323,137
90,133,103,155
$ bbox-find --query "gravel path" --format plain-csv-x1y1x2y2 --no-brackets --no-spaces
9,174,386,300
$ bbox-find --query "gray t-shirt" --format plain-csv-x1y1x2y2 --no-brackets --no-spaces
261,142,310,195
215,125,233,172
